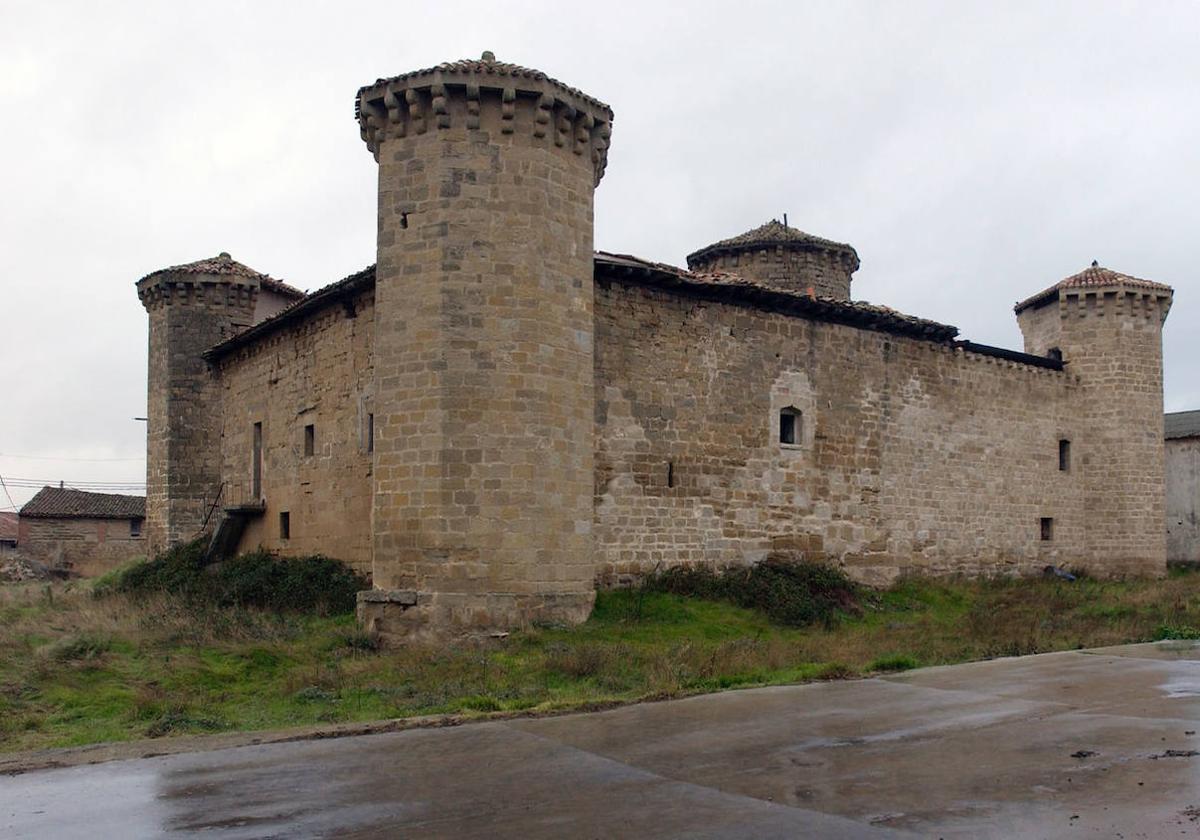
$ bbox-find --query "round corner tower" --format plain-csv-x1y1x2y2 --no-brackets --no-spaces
357,52,613,640
1015,262,1174,576
686,219,859,300
137,254,272,556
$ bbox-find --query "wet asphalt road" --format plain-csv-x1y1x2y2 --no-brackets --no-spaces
3,641,1199,838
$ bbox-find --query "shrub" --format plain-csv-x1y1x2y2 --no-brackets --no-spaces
43,633,111,662
643,558,860,628
868,654,920,673
106,540,367,615
1153,624,1200,641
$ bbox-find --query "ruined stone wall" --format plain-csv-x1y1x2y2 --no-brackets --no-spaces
1167,437,1200,565
17,518,145,577
690,248,855,300
593,278,1088,586
213,287,375,574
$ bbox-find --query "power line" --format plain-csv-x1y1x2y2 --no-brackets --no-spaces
0,473,16,512
2,477,145,486
0,452,145,462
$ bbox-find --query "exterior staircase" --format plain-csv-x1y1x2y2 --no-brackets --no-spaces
203,503,265,564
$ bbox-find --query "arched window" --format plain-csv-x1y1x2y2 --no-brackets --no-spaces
780,407,802,445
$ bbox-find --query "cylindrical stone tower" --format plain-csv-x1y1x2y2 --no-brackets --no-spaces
1016,262,1173,576
686,219,859,300
137,254,271,556
356,53,613,639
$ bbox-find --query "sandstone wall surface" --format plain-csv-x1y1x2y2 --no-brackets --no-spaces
593,278,1089,585
213,287,376,574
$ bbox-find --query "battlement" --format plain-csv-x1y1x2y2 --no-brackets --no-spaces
356,51,613,185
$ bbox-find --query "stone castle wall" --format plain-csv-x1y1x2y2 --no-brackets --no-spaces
203,271,1168,589
593,277,1097,586
212,286,376,574
1167,437,1200,565
17,517,145,578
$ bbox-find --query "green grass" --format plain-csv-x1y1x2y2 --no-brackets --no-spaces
2,567,1200,753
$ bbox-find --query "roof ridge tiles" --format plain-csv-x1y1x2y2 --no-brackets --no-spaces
20,487,145,520
1014,263,1173,313
137,253,306,298
687,219,859,268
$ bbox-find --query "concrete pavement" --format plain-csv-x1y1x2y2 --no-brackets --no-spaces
3,641,1199,838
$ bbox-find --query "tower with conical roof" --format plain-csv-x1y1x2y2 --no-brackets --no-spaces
137,253,303,555
1016,262,1173,574
356,52,613,638
686,219,859,299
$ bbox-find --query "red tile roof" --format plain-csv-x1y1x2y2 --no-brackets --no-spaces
138,253,306,299
1015,262,1172,313
20,487,145,520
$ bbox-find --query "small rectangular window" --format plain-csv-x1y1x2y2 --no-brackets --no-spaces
1058,439,1071,472
304,424,315,457
367,413,374,453
252,422,263,499
1040,517,1054,541
130,518,142,538
780,408,801,445
667,461,675,488
279,511,290,540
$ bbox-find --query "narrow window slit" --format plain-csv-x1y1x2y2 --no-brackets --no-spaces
780,407,801,445
1040,517,1054,541
304,424,315,457
1058,439,1071,472
252,422,263,499
667,461,675,488
279,511,290,540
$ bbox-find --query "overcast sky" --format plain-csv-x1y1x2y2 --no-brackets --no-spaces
2,0,1198,510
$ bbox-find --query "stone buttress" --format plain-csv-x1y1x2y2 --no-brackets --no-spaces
356,53,613,639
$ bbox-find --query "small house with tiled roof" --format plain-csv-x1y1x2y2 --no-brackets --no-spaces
137,51,1178,641
18,487,146,576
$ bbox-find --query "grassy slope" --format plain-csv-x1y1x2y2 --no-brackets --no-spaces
2,571,1199,753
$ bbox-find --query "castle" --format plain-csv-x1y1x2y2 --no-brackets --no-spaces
138,53,1173,640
